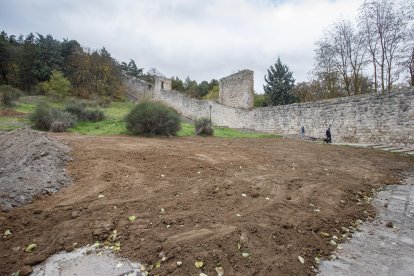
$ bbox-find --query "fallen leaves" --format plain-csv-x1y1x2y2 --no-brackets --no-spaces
25,244,37,253
215,266,224,276
4,229,12,237
195,260,204,268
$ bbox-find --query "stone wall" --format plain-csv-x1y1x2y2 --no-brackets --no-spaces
125,77,153,101
154,87,414,146
219,70,254,109
154,77,172,92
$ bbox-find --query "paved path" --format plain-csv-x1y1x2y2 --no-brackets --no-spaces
319,170,414,276
333,143,414,156
32,246,144,276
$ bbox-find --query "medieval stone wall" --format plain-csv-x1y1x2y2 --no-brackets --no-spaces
219,70,254,109
154,87,414,146
125,77,154,101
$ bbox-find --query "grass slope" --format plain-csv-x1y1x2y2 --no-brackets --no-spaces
1,97,279,139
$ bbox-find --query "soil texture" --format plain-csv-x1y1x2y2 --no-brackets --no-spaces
0,133,412,275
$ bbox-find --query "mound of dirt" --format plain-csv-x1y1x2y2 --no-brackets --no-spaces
0,128,71,210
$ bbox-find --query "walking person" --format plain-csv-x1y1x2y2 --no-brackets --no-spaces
324,125,332,144
301,126,305,139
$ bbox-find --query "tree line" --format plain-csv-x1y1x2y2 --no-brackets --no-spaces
0,31,144,100
263,0,413,106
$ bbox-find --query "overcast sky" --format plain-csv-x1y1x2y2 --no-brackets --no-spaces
1,0,364,92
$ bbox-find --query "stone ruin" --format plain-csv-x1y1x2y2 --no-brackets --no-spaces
219,69,254,109
125,70,254,109
154,76,172,92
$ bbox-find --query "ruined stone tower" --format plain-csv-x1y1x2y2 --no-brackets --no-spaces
219,69,254,109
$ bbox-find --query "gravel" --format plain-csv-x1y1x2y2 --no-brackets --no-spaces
0,128,71,210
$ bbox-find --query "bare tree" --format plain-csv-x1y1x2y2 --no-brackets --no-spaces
314,19,367,96
358,0,409,93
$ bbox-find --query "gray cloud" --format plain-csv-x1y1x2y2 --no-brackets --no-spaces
0,0,364,91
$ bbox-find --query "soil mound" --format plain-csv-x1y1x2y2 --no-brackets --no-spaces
0,128,71,210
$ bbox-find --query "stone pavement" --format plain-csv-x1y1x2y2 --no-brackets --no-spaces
333,143,414,156
319,170,414,276
32,246,144,276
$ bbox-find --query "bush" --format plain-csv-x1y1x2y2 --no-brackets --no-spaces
195,117,214,136
254,94,267,107
50,121,67,132
38,70,71,100
64,100,105,122
0,85,22,106
97,96,111,107
30,103,77,131
64,100,86,118
125,101,181,136
80,108,105,122
30,103,53,130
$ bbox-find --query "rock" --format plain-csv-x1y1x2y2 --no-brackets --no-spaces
384,202,389,208
340,227,349,233
24,255,46,265
19,265,33,276
33,209,43,214
240,232,249,245
385,221,393,228
71,211,79,219
215,266,224,276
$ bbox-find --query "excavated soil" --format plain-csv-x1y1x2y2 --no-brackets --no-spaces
0,133,413,275
0,128,71,210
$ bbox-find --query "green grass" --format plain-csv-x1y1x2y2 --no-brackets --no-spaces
177,122,279,138
214,126,279,138
0,116,29,131
68,119,128,135
177,122,196,137
67,101,136,135
14,103,36,113
2,98,279,139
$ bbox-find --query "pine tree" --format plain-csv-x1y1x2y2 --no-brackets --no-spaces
264,57,297,106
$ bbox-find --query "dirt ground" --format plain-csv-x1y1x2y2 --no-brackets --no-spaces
0,109,26,117
1,133,413,275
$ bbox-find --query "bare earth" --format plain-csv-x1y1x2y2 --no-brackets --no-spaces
1,133,412,275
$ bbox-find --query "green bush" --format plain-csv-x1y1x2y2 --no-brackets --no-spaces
125,101,181,136
30,103,77,131
38,70,71,100
64,100,86,118
64,100,105,122
254,94,267,107
80,108,105,122
0,85,22,106
195,117,214,136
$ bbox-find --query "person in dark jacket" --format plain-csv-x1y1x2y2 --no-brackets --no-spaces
324,126,332,143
